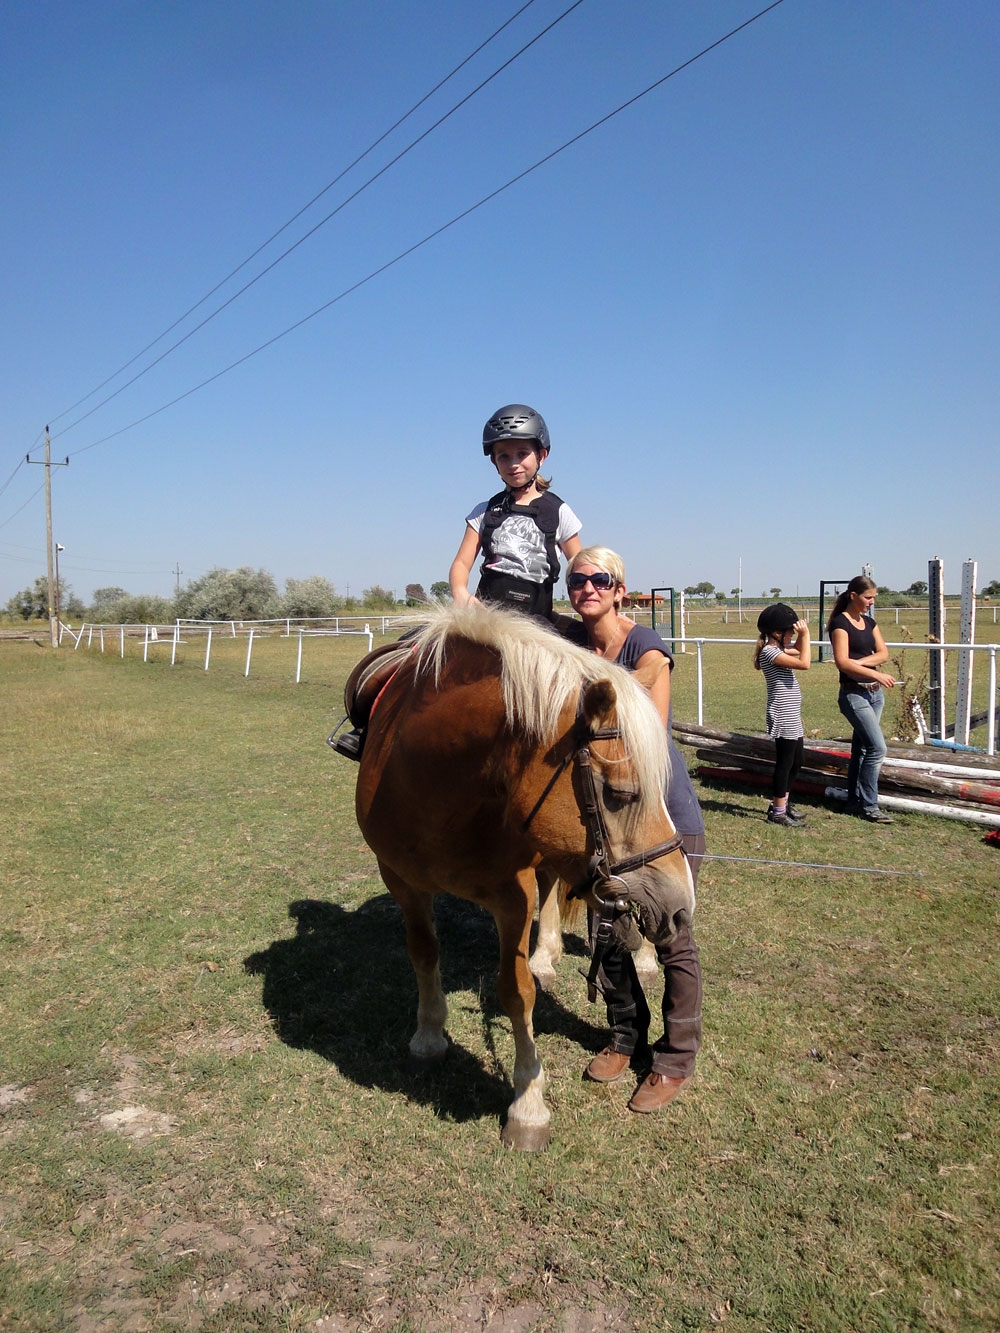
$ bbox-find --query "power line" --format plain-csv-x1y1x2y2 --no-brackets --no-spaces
0,457,28,502
65,0,788,460
0,481,46,532
42,0,554,441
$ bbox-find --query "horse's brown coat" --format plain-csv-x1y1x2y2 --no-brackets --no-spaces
354,604,694,1150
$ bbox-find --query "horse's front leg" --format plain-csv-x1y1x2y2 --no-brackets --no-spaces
378,862,449,1063
494,872,551,1152
635,937,658,986
528,866,562,991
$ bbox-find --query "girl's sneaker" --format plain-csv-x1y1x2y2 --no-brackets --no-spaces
785,804,807,826
767,804,803,827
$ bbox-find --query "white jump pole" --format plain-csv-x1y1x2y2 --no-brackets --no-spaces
244,629,254,678
953,559,977,745
204,628,212,671
120,625,125,659
927,557,945,738
296,630,304,684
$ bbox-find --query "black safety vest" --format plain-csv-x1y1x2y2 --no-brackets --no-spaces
476,488,564,620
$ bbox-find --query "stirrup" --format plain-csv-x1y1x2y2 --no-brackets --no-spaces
327,721,365,762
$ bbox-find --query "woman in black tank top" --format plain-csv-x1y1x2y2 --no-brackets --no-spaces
827,576,897,823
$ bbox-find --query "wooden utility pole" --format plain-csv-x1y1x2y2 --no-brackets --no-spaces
26,428,69,648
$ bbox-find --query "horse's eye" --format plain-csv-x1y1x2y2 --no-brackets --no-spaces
603,783,640,810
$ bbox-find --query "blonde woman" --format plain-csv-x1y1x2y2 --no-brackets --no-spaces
564,546,704,1114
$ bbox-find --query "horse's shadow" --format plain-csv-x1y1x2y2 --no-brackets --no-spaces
244,894,605,1125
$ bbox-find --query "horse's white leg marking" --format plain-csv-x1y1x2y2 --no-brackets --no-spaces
497,879,551,1151
635,937,658,985
381,867,449,1062
501,1014,549,1152
528,868,562,990
410,957,449,1062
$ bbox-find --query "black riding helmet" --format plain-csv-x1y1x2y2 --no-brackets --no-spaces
757,603,799,635
482,404,550,456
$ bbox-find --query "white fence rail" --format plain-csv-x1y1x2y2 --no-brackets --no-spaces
62,617,375,681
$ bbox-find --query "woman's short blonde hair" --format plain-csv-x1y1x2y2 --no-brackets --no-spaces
567,545,627,589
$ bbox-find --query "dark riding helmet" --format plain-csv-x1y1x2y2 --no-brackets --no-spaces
482,404,550,456
757,603,799,635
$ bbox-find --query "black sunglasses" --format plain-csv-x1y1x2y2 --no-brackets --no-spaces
567,571,616,592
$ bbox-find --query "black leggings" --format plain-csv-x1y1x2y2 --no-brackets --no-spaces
772,735,804,799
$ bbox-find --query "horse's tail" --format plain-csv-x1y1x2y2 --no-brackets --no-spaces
557,877,587,936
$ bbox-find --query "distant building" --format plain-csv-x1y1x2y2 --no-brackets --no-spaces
621,591,665,610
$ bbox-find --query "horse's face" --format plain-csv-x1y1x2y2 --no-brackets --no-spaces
524,677,695,944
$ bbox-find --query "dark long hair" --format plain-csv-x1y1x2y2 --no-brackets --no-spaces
827,575,876,633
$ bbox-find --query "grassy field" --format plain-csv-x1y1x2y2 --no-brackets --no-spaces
1,628,998,1332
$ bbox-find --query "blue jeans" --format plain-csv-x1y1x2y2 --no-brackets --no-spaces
838,686,887,810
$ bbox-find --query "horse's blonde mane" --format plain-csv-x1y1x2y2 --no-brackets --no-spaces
395,603,670,821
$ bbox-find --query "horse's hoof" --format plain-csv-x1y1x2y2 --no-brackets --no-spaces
408,1045,453,1077
529,963,557,992
500,1120,551,1152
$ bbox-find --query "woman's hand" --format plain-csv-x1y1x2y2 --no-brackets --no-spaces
873,671,896,688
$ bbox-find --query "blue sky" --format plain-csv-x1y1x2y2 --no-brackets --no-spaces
2,0,997,607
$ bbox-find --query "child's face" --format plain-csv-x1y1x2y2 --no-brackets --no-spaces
491,443,543,490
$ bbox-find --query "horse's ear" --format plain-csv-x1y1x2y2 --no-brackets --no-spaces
580,678,617,733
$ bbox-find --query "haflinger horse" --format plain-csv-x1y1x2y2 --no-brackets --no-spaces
353,601,695,1151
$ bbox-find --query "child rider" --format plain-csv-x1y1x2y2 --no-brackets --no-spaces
332,404,582,761
449,403,582,622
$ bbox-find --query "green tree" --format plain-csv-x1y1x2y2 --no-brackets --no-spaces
174,566,280,620
5,575,71,620
982,579,1000,597
405,583,428,606
91,586,129,614
770,587,781,599
362,585,397,610
281,576,337,619
110,594,173,624
430,581,451,600
906,580,928,596
91,587,174,623
683,581,715,602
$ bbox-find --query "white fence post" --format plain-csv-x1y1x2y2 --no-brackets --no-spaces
954,560,977,745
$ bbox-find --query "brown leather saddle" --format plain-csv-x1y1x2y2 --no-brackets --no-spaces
343,641,414,728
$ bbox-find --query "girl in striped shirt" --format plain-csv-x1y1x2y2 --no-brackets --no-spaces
754,603,811,826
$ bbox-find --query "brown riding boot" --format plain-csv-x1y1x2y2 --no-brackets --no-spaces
584,1046,632,1083
627,1072,690,1113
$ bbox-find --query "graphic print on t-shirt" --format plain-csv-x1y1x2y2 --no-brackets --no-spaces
484,514,550,585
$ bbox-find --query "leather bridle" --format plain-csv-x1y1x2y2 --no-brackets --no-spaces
521,694,686,999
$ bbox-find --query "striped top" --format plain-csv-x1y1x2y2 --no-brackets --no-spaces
759,643,804,740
